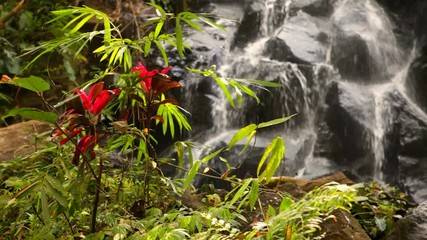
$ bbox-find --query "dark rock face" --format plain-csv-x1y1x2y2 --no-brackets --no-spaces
406,46,427,113
386,201,427,240
316,81,376,176
330,34,372,82
289,0,337,18
382,90,427,202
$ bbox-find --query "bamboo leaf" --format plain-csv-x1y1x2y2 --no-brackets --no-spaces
154,40,169,66
258,137,285,182
69,13,94,33
249,180,259,210
201,148,223,163
175,18,184,58
214,77,234,107
154,20,164,38
199,16,227,32
183,160,201,191
227,124,257,150
240,129,257,154
181,18,202,31
227,179,251,207
236,78,283,88
258,114,297,129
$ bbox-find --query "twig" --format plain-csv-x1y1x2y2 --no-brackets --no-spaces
91,152,103,233
62,212,75,235
0,0,27,29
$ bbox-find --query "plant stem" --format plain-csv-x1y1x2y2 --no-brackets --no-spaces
62,212,75,235
91,155,103,233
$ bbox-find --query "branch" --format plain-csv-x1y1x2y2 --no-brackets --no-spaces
0,0,27,30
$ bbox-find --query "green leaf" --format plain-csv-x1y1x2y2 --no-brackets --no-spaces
43,176,68,208
9,181,41,204
146,3,166,17
181,18,202,31
10,76,50,93
227,179,251,207
236,78,283,88
40,188,50,224
227,124,257,150
183,160,200,191
214,77,234,107
175,18,183,58
240,129,257,154
70,13,94,33
249,180,259,210
2,108,58,124
279,197,293,212
375,217,387,232
257,137,285,182
154,20,164,38
198,16,227,32
154,40,169,66
257,114,297,129
201,148,223,163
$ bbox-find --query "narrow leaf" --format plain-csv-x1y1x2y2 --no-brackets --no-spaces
258,114,297,129
227,124,257,150
201,148,223,163
183,160,201,191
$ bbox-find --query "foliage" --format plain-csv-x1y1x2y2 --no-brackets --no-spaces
351,182,413,239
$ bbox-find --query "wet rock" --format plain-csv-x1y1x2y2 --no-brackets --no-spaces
273,11,328,63
0,120,52,161
386,201,427,240
233,0,287,48
290,0,337,17
381,90,427,202
319,209,371,240
330,33,373,82
406,45,427,113
331,0,402,82
316,81,376,176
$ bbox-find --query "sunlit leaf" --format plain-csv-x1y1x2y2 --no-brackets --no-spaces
183,160,200,191
227,124,257,150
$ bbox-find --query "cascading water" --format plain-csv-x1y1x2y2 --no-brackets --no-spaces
177,0,427,201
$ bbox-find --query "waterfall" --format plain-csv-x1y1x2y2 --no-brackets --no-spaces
177,0,427,201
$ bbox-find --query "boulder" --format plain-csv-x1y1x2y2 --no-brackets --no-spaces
316,81,376,176
381,90,427,202
331,0,402,82
386,201,427,240
0,120,52,161
290,0,337,17
318,209,371,240
270,11,329,63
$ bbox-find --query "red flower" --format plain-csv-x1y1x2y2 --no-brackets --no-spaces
75,82,121,115
53,81,120,165
132,62,172,92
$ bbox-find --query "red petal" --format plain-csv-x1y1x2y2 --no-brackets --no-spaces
88,82,104,102
132,62,147,73
92,90,112,115
59,128,82,145
161,66,172,74
75,89,92,110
